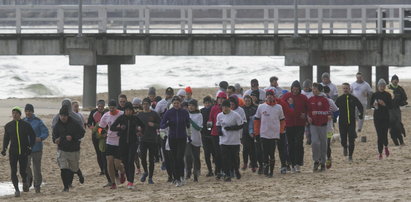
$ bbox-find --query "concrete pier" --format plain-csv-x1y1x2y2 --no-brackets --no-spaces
83,65,97,109
299,65,313,83
359,65,372,87
108,64,121,102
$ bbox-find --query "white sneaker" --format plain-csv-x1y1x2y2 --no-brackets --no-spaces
291,167,297,173
175,180,183,187
295,165,301,173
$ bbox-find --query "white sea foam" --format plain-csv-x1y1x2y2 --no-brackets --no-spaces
1,55,410,99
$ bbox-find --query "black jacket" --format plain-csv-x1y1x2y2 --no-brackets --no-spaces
371,91,393,121
137,111,161,143
200,106,212,137
388,84,408,108
242,104,258,137
52,117,85,152
3,119,36,156
87,108,108,127
110,114,145,146
336,94,364,125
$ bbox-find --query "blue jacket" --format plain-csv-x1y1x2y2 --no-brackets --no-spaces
23,115,49,152
160,108,190,139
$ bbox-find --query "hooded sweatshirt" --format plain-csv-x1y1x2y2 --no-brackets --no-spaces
307,94,330,126
23,114,49,152
52,99,84,130
52,116,85,152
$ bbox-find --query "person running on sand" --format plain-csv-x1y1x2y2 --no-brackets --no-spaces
138,98,161,184
23,104,49,193
265,76,284,98
388,75,408,146
110,102,145,189
98,100,126,189
216,81,229,97
117,94,128,111
2,106,36,197
160,96,191,187
321,73,338,101
371,79,393,160
350,72,373,132
336,83,363,162
254,90,286,177
201,96,216,177
185,99,203,182
217,100,244,181
241,95,258,172
322,86,339,168
307,83,330,172
52,106,85,192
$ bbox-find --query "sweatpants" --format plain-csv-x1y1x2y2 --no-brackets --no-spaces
92,134,104,173
242,134,256,168
277,134,289,168
26,151,43,189
254,136,264,169
260,138,276,174
211,135,222,174
10,154,28,191
310,125,327,164
220,145,240,177
169,138,186,181
374,119,389,154
202,135,215,173
389,108,404,146
339,122,357,157
184,143,201,178
286,126,305,167
140,141,157,179
120,143,138,183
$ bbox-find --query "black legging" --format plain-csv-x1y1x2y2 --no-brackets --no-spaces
277,134,289,168
220,145,240,177
374,119,389,154
92,135,104,173
140,141,157,179
339,122,357,157
254,136,263,169
161,138,173,180
211,135,222,174
120,143,138,183
9,154,28,191
101,151,111,183
242,134,256,168
169,138,186,181
61,169,74,189
286,126,305,167
201,136,215,174
260,138,276,173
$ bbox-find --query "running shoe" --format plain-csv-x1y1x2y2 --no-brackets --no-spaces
295,165,301,173
110,183,117,189
78,170,85,184
23,183,29,192
62,188,69,192
343,147,348,157
280,167,287,174
15,191,21,197
148,178,154,184
378,153,383,160
35,187,40,193
348,156,353,162
193,175,198,182
384,147,390,157
206,171,214,177
175,180,183,187
140,172,148,182
251,167,257,173
313,161,320,172
127,182,134,189
258,166,264,175
167,176,173,183
235,170,241,179
320,164,326,172
291,167,296,173
326,159,332,169
120,173,126,184
241,163,247,171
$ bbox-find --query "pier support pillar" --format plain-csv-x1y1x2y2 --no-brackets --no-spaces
108,64,121,102
376,65,389,89
82,65,97,109
299,65,313,83
359,65,372,88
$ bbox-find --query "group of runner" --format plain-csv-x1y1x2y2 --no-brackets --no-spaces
1,72,408,197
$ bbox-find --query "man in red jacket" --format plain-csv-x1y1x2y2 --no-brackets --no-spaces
282,80,308,173
307,83,330,172
208,91,227,179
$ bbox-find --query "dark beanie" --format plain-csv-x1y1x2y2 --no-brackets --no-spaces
221,100,231,108
165,87,174,96
229,96,239,107
291,80,301,89
203,96,212,103
188,99,198,107
124,102,133,111
219,81,229,90
142,97,151,104
391,74,399,81
108,99,117,107
250,89,260,98
25,104,34,112
59,105,69,116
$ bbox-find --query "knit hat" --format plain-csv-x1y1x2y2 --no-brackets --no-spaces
221,100,231,108
142,97,151,104
185,86,193,94
12,106,22,115
59,105,69,116
291,80,301,89
171,96,182,103
234,83,241,90
377,78,387,87
24,104,34,112
177,89,186,97
148,87,156,96
303,79,312,89
165,87,174,96
203,96,213,103
266,90,275,96
108,99,117,107
132,97,142,105
188,99,198,107
391,74,399,81
219,81,229,90
321,72,330,79
217,91,228,99
97,100,105,106
124,102,133,111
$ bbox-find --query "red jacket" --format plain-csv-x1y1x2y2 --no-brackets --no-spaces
281,92,308,127
209,104,222,136
307,95,330,126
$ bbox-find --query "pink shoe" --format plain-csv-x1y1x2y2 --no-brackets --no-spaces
378,153,383,160
127,182,134,189
384,147,390,157
110,183,117,189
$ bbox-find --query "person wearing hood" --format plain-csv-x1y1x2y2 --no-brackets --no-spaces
98,100,126,189
216,81,229,97
244,79,266,104
87,100,109,176
208,91,227,179
117,94,128,111
241,95,258,172
335,83,363,162
23,104,49,193
184,99,203,182
388,75,408,146
160,96,190,187
307,83,331,172
2,106,36,197
216,100,244,181
52,106,85,192
371,79,393,160
110,102,145,189
282,80,308,173
350,72,373,132
137,98,161,184
321,72,338,101
253,90,286,177
265,76,284,98
132,97,143,114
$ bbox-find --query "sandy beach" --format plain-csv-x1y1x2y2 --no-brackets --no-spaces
0,84,411,201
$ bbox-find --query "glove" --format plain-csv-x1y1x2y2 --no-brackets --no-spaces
224,126,233,131
1,150,6,156
359,114,364,120
159,129,167,140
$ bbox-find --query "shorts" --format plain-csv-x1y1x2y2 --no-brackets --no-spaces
57,150,80,172
105,144,120,159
